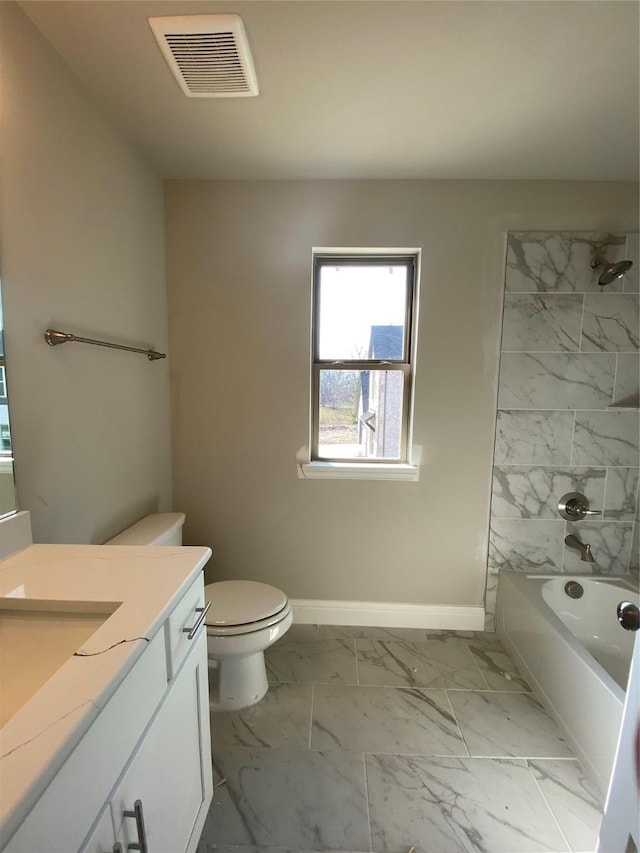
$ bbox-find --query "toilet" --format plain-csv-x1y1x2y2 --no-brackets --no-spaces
105,512,293,710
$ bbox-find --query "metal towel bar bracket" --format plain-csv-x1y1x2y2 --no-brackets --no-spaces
45,329,166,361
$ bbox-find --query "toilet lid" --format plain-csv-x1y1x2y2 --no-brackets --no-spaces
204,580,288,627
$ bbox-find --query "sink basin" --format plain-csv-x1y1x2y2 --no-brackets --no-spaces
0,599,120,727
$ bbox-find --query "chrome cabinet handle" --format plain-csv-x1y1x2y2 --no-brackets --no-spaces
124,799,148,853
183,600,211,640
558,492,602,521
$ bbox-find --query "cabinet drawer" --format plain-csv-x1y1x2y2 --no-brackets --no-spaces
165,574,206,679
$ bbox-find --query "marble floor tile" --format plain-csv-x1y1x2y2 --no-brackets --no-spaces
287,624,320,639
311,684,467,756
366,754,569,853
317,624,428,642
266,639,358,685
203,748,370,851
423,629,486,640
211,683,313,750
199,628,593,853
198,847,370,853
356,638,487,689
448,691,574,758
466,639,532,692
529,759,603,853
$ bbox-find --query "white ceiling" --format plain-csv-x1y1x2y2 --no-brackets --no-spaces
19,0,640,181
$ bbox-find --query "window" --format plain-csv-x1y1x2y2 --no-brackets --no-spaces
309,251,419,473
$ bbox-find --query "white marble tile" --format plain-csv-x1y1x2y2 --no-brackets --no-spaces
266,639,357,685
529,759,603,853
447,691,574,758
199,847,369,853
613,353,640,408
317,624,427,641
505,232,626,294
630,522,639,573
205,748,370,850
502,294,583,351
366,754,569,853
498,353,616,410
603,467,640,520
422,630,489,640
210,683,312,750
563,521,634,574
356,638,487,689
483,570,499,633
311,684,467,755
198,847,369,853
286,624,319,639
572,411,640,467
623,233,639,294
491,466,605,519
466,639,532,692
494,410,574,465
488,519,565,572
581,294,639,352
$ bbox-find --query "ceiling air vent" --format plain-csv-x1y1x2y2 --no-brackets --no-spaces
148,15,259,98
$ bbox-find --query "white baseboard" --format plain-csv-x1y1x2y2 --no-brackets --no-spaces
290,599,485,630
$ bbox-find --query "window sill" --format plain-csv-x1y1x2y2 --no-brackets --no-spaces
299,461,420,481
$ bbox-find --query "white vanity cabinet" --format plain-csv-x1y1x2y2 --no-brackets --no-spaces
81,629,211,853
2,572,213,853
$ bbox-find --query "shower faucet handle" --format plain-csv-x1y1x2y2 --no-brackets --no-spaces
558,492,602,521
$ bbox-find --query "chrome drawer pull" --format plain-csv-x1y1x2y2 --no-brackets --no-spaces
183,600,211,640
124,799,148,853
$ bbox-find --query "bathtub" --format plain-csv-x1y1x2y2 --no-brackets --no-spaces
496,571,638,795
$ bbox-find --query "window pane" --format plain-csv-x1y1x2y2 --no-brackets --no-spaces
317,264,408,361
318,369,404,460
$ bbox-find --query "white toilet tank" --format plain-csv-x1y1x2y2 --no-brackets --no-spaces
105,513,185,546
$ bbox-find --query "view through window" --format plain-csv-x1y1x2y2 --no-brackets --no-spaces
312,253,418,462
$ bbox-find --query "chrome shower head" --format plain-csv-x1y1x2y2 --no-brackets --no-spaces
591,258,633,286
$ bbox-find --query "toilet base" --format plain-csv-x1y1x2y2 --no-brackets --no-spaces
208,650,269,711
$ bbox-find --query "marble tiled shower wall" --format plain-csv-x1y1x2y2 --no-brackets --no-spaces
486,232,640,629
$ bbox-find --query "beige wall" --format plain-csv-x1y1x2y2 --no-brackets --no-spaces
0,4,172,544
166,180,638,606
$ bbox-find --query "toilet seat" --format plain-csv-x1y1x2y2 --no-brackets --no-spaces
204,580,291,637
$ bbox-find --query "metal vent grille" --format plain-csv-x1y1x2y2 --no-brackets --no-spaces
149,15,259,98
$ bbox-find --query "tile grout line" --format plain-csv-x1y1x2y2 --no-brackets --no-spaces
362,753,374,853
308,681,315,750
443,688,471,758
463,641,492,691
525,759,575,853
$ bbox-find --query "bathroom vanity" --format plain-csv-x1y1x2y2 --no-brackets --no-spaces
0,539,213,852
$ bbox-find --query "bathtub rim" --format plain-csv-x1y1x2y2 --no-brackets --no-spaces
496,570,635,794
497,571,635,703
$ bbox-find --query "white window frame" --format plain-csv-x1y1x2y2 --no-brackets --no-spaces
299,248,421,482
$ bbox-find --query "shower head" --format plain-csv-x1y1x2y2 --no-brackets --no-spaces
590,258,633,286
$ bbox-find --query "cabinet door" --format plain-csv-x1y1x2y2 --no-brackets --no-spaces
110,632,212,853
79,805,116,853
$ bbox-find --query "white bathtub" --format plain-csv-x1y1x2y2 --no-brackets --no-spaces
496,571,638,795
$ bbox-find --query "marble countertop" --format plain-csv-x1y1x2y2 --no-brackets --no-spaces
0,542,211,842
